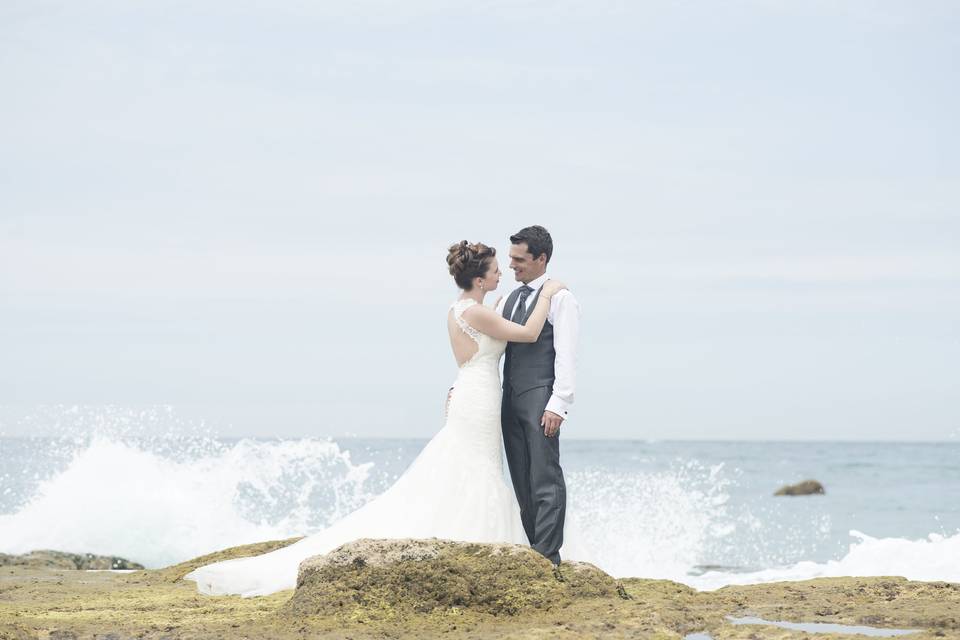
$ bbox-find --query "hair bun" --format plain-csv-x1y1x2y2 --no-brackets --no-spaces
446,240,471,271
446,240,496,290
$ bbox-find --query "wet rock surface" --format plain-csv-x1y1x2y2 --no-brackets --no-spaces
0,538,957,639
708,577,960,636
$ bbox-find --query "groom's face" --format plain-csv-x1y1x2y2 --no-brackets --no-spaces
508,242,547,284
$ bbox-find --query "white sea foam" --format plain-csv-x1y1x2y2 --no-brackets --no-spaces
687,529,960,590
0,436,376,568
565,462,734,580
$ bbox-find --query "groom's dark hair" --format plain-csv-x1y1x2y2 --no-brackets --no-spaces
510,225,553,263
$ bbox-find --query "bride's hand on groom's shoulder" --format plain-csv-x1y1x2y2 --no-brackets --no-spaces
542,280,567,298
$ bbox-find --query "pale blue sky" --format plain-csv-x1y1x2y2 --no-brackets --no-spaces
1,1,958,440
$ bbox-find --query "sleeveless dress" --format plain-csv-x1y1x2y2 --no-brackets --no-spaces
184,299,529,596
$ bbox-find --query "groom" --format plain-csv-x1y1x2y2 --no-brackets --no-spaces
498,225,579,565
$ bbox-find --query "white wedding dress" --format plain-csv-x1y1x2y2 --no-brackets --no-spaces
185,298,531,596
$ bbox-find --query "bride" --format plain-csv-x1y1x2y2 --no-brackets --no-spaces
185,240,566,596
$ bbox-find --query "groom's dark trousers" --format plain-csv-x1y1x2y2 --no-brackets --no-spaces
501,286,567,565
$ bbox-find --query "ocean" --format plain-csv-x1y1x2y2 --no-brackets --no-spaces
1,417,958,590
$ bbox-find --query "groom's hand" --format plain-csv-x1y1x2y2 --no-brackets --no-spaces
541,411,563,437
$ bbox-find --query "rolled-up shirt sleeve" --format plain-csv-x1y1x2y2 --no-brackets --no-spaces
546,291,579,420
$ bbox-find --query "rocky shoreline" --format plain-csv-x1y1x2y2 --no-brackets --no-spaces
1,538,957,639
0,550,144,571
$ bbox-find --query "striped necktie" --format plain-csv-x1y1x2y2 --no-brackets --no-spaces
511,286,534,324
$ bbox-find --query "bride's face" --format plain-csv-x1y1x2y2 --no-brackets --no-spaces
476,258,502,292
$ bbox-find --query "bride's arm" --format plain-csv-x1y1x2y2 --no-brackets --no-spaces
463,281,565,343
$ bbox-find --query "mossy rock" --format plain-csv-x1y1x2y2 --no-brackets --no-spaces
284,538,619,621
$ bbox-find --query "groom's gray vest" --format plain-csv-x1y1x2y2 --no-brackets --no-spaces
502,286,555,393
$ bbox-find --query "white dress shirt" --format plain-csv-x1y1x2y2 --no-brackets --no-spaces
496,272,580,421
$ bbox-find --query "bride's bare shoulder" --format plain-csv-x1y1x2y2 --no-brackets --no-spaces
461,302,496,319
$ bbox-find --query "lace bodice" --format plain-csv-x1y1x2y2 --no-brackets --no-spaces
450,299,507,370
451,299,483,343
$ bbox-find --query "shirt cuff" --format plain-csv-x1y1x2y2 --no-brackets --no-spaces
545,395,570,420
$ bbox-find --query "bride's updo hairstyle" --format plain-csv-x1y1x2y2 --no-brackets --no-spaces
447,240,496,290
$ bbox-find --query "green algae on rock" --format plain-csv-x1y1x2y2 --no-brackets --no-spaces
286,538,621,620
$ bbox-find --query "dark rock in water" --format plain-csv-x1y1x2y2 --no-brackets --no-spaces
774,479,825,496
286,538,620,620
0,550,144,570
